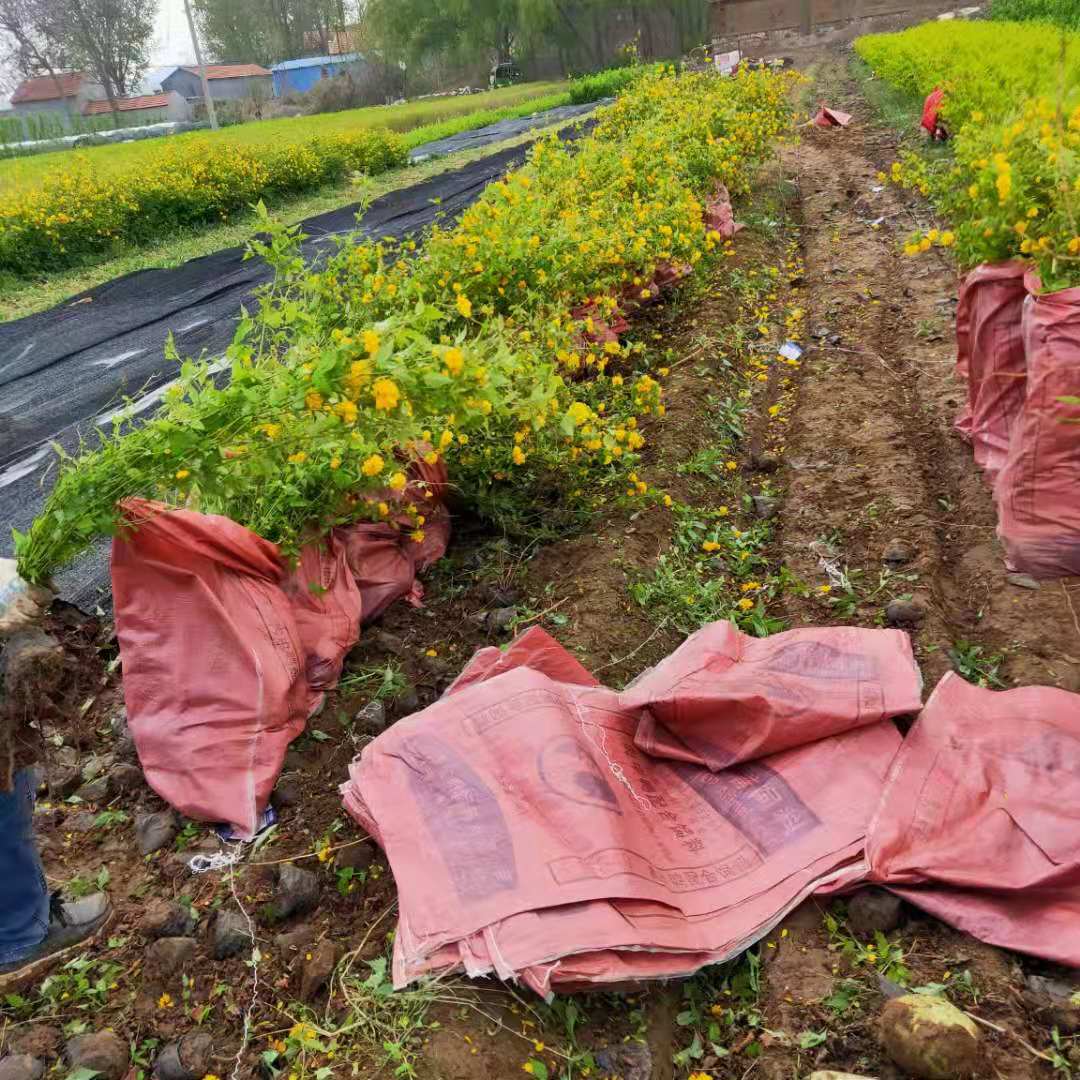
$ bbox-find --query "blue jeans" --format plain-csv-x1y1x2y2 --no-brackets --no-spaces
0,769,50,964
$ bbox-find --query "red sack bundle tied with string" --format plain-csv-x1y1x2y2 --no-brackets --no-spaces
952,261,1028,480
995,275,1080,577
867,672,1080,967
114,457,449,838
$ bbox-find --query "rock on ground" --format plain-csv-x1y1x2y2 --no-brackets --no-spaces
139,900,195,939
64,1031,128,1080
9,1027,61,1060
212,910,252,959
879,994,982,1079
0,1056,44,1080
134,810,178,855
593,1043,651,1080
299,940,342,1001
847,887,903,936
144,937,197,980
153,1032,212,1080
336,839,375,873
271,864,319,921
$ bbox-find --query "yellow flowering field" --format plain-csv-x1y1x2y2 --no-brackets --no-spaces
15,65,797,584
0,127,407,275
855,21,1080,288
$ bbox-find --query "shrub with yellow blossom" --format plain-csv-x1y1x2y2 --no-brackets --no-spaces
858,21,1080,289
15,66,796,584
0,127,407,274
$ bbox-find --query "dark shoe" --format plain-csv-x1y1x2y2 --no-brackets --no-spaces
0,893,112,991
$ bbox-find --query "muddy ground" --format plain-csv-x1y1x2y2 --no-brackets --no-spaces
3,48,1079,1080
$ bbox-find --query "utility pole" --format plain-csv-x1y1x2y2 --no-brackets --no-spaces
182,0,218,130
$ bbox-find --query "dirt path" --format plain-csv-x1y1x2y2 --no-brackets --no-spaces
779,63,1080,693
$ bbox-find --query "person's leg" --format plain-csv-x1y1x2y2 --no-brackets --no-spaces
0,768,49,965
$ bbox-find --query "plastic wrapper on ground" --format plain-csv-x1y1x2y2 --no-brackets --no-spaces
341,622,916,992
867,672,1080,967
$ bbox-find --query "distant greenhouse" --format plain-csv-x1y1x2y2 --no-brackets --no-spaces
271,53,369,96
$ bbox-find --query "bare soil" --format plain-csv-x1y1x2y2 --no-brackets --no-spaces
4,48,1078,1080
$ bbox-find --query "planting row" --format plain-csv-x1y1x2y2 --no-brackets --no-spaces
856,21,1080,289
15,65,797,585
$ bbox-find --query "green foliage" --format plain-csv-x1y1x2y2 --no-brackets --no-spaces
673,950,762,1068
988,0,1080,28
568,64,654,104
949,640,1008,688
17,67,796,585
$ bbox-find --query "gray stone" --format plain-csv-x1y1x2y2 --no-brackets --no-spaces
80,754,115,783
73,777,110,804
336,839,375,873
485,607,518,635
145,937,196,978
9,1027,61,1060
212,910,252,959
275,924,316,959
65,1032,128,1080
139,901,195,939
750,452,781,473
373,630,406,656
271,773,303,809
392,686,420,718
107,763,144,795
879,994,982,1079
752,495,780,520
1026,973,1077,1000
848,888,903,936
885,598,926,628
134,810,178,855
594,1043,651,1080
0,1056,43,1080
1007,572,1041,590
153,1032,212,1080
353,700,386,733
299,940,341,1001
882,539,916,568
419,653,451,677
66,811,98,833
273,864,319,920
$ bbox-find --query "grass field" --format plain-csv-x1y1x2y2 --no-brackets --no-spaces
0,80,568,193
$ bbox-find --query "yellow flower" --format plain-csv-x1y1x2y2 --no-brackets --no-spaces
512,445,527,465
361,454,384,477
725,461,737,471
424,450,438,465
377,502,389,516
611,374,624,386
363,329,380,356
456,294,473,318
443,346,465,375
329,457,340,470
939,231,955,247
737,598,754,611
439,430,454,449
334,400,358,425
702,540,720,552
411,529,425,544
175,469,190,480
373,378,400,411
662,494,673,507
717,505,729,516
305,390,324,411
818,584,832,594
158,993,173,1009
288,451,307,464
388,472,407,490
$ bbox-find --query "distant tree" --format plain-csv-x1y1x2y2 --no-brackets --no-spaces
0,0,73,111
44,0,156,116
193,0,359,65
